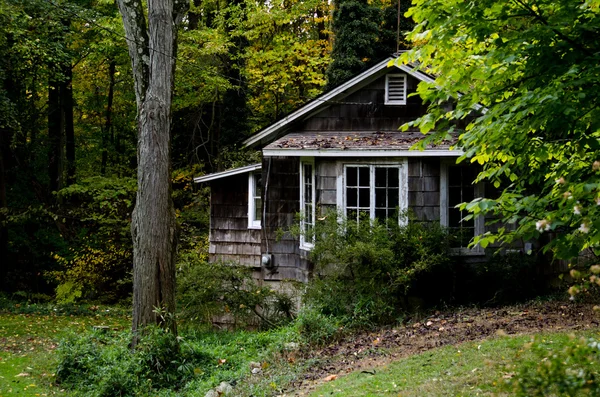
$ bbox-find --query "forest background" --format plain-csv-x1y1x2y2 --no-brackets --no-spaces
0,0,413,303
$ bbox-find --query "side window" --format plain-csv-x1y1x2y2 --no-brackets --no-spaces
440,161,484,252
248,172,262,229
300,159,315,249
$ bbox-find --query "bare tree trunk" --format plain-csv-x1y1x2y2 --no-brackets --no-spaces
48,83,63,195
117,0,188,343
63,65,76,185
101,60,116,175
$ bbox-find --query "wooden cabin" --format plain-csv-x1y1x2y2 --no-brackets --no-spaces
195,57,522,285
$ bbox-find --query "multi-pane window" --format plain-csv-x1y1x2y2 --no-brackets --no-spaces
300,160,315,248
248,172,262,229
441,162,483,252
345,165,403,224
447,165,475,247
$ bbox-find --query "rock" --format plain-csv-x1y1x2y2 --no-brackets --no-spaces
251,367,262,375
249,361,261,369
204,390,219,397
284,342,299,350
216,381,233,395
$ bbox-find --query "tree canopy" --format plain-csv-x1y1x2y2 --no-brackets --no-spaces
399,0,600,262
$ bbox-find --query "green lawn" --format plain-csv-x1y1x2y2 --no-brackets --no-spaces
309,331,600,397
0,309,129,397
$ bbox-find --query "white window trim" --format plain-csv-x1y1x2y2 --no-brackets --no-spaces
385,73,407,105
299,158,316,250
440,160,485,255
340,159,408,225
248,172,261,229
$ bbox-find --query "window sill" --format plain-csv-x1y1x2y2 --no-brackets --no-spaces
299,243,314,251
248,224,261,230
450,247,485,256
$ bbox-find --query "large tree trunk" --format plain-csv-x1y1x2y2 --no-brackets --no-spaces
118,0,187,342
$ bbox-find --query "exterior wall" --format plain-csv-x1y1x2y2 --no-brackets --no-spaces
262,156,311,282
208,173,261,267
299,73,426,132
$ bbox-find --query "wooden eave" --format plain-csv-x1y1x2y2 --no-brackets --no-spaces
193,163,262,183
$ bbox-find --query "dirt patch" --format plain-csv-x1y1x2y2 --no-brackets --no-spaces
282,301,600,396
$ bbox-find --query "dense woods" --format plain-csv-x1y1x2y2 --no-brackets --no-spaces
0,0,402,301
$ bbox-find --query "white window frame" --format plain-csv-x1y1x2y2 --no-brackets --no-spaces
440,159,485,255
341,159,408,225
248,171,262,229
385,73,408,105
299,158,316,250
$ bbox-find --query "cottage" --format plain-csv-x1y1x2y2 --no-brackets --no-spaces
195,57,499,285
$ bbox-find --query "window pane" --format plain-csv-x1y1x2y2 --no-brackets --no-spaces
449,186,462,206
375,209,387,222
347,187,357,207
304,164,312,185
388,188,399,207
449,207,461,227
359,187,370,207
255,198,262,221
359,167,370,186
347,167,357,186
375,188,386,207
375,168,386,188
387,168,399,187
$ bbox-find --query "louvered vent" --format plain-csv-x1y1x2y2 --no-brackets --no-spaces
385,74,407,105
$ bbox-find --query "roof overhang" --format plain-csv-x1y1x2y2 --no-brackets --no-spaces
193,163,261,183
242,58,437,149
262,149,463,157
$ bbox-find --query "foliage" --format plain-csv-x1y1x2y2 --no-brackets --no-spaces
509,335,600,396
177,251,297,329
399,1,600,269
326,0,412,88
305,212,454,327
294,305,341,346
49,177,136,303
53,319,302,396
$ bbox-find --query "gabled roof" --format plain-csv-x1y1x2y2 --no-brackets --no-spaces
193,163,261,183
242,57,436,149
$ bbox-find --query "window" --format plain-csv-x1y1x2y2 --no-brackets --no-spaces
248,172,262,229
299,159,315,249
344,162,407,224
385,74,407,105
440,161,484,253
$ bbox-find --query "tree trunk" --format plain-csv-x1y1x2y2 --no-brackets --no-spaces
63,65,76,185
117,0,188,343
48,83,63,194
101,60,116,175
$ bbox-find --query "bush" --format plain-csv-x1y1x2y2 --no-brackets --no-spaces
509,336,600,396
177,249,297,328
294,305,340,346
56,327,212,396
304,212,454,328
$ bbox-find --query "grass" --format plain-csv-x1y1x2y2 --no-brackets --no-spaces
309,330,600,397
0,306,130,397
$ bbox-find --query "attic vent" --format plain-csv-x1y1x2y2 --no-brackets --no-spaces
385,74,407,105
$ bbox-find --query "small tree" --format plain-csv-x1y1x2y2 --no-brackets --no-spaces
399,1,600,268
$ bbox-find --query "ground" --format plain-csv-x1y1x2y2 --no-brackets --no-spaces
283,300,600,396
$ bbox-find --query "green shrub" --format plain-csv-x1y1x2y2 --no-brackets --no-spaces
304,212,454,328
294,305,340,346
177,250,297,328
509,336,600,396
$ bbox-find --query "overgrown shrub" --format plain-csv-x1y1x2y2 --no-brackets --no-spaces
294,305,340,346
508,336,600,396
304,212,454,328
177,248,297,328
56,327,215,396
